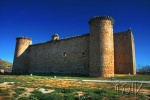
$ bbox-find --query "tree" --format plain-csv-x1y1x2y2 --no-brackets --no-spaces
138,65,150,75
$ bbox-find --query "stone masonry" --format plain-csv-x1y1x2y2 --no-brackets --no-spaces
89,16,114,77
12,16,136,77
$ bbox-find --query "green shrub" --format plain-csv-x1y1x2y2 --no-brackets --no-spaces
29,96,39,100
1,98,14,100
0,89,9,96
13,88,26,98
79,94,90,100
79,92,103,100
64,93,75,100
31,90,43,99
42,93,62,100
31,90,62,100
105,95,118,100
12,93,18,98
14,88,26,94
60,88,74,93
18,97,29,100
93,89,106,96
89,93,103,100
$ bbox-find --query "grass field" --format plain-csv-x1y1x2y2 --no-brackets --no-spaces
0,74,150,100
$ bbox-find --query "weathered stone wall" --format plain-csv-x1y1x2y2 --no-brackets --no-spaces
89,16,114,77
114,30,136,74
28,34,90,75
12,16,136,77
131,32,136,74
12,37,32,74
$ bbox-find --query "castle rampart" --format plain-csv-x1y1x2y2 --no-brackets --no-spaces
12,16,136,77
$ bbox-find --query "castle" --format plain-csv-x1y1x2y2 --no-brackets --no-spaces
12,16,136,77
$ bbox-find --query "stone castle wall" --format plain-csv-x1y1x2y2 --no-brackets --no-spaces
12,16,136,77
28,34,90,75
114,30,136,74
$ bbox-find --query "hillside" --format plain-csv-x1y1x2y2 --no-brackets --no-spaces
0,59,12,72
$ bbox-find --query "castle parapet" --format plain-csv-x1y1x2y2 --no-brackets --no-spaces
88,16,114,25
14,36,32,58
16,37,32,40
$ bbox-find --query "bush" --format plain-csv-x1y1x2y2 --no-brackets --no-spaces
18,97,29,100
18,96,39,100
13,88,26,98
64,93,75,100
29,96,39,100
31,90,43,99
14,88,26,94
61,88,74,93
89,93,103,100
43,93,62,100
79,95,88,100
93,90,106,96
55,88,74,93
31,90,62,100
0,89,10,96
78,93,103,100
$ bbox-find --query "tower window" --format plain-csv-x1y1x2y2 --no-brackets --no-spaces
62,52,66,57
82,52,85,56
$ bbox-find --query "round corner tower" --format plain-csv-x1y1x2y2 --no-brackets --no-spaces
12,37,32,73
14,37,32,58
89,16,114,77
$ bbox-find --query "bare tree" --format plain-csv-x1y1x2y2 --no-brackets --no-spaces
138,65,150,75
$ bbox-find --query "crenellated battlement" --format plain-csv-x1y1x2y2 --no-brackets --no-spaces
16,37,32,40
60,33,89,40
88,16,114,25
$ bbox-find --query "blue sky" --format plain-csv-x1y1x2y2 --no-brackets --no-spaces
0,0,150,69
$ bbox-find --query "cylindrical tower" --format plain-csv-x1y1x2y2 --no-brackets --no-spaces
14,37,32,58
89,16,114,77
12,37,32,73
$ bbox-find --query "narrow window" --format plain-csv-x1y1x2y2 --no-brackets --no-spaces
82,52,85,56
62,52,66,57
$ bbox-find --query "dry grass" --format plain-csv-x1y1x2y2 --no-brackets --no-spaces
0,74,149,100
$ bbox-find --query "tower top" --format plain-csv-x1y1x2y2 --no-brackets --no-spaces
88,16,114,25
51,33,59,41
51,33,59,37
16,37,32,40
